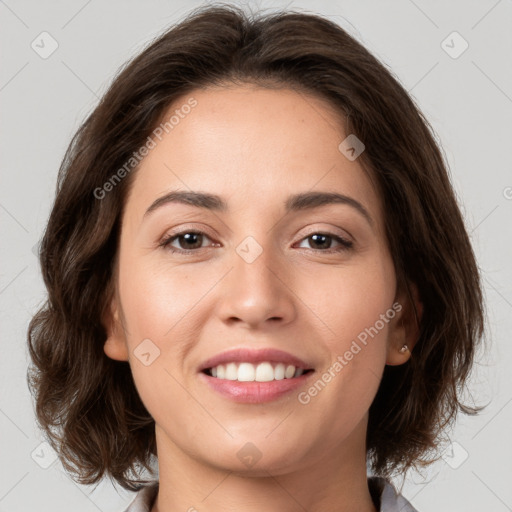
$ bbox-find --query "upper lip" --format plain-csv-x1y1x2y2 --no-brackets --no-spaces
199,347,314,372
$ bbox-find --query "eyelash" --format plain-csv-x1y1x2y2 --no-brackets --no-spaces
158,230,354,254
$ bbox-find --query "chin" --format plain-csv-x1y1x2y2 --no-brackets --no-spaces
201,435,310,476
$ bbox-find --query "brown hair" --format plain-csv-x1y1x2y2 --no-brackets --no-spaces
27,3,484,491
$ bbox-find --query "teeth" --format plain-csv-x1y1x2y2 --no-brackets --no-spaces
207,362,308,382
284,364,295,379
274,363,285,380
225,362,238,380
238,362,255,382
255,362,274,382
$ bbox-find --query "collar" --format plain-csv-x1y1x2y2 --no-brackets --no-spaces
123,477,418,512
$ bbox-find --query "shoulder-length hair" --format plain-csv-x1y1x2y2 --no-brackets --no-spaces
27,3,484,491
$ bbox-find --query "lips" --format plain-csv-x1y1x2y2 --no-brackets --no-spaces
200,373,312,403
198,347,315,402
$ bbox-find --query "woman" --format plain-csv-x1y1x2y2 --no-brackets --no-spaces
27,5,484,511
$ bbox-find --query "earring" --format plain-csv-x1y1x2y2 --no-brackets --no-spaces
399,344,409,354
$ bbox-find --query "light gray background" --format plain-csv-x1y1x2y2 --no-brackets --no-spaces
1,0,511,511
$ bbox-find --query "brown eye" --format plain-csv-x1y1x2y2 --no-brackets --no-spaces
297,233,353,252
160,231,213,252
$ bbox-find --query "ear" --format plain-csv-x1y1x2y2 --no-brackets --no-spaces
386,282,423,366
102,292,129,362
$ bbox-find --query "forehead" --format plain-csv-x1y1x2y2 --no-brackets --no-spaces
124,85,382,226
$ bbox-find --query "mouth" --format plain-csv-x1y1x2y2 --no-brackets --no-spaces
198,348,315,403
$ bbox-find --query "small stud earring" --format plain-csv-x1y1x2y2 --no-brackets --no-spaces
399,344,409,354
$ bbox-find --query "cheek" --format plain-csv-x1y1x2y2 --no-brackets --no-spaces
118,252,208,343
118,262,200,429
116,253,218,411
295,254,396,426
303,255,396,352
297,254,395,407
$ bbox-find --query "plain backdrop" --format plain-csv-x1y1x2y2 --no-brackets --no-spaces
1,1,511,511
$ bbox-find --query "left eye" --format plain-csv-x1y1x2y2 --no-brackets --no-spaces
296,233,353,252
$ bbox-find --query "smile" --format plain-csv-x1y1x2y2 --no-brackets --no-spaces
198,348,315,403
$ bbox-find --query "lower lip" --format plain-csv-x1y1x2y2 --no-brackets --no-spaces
199,372,314,403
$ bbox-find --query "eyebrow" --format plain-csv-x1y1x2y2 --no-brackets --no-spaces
144,190,373,226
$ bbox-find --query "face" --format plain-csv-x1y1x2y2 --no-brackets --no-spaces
104,84,413,476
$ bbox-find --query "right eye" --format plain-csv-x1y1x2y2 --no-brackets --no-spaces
159,230,217,253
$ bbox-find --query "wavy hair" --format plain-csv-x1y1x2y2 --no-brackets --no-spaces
27,3,484,491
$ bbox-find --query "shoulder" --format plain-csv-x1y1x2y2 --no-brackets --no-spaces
122,481,159,512
368,476,419,512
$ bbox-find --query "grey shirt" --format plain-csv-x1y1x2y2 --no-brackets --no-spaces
122,477,418,511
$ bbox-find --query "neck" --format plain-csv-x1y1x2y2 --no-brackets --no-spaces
150,420,378,512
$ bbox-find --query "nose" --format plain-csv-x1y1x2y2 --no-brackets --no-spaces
215,241,297,330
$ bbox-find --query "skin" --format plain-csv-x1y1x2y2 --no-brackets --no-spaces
103,84,420,512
